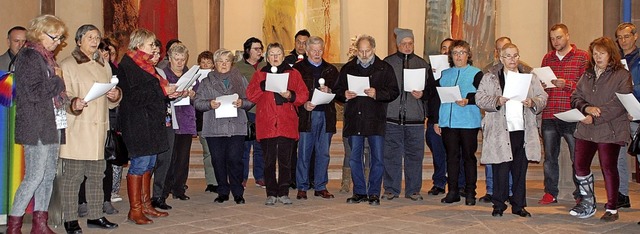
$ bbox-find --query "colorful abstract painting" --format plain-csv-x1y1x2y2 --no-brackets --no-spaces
263,0,341,63
425,0,495,68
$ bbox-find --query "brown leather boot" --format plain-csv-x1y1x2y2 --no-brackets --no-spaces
6,215,23,234
142,171,168,217
127,174,153,225
31,211,55,234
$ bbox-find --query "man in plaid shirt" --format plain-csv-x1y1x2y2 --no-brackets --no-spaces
538,24,590,205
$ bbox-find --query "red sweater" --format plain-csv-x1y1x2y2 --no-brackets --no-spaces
540,44,590,119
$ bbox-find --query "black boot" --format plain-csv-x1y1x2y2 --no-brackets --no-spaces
151,197,172,210
64,220,82,234
441,192,461,203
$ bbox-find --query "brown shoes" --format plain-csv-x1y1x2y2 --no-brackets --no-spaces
296,190,307,200
314,190,335,199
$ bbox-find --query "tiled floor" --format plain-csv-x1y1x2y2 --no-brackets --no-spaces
7,178,640,234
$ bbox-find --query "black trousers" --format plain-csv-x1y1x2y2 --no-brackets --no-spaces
207,136,245,198
154,127,175,198
166,134,193,196
491,130,528,212
79,160,112,203
441,127,479,196
261,137,295,197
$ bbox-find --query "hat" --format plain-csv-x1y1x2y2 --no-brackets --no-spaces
394,28,414,45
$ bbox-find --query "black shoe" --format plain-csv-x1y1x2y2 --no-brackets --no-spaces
173,194,190,200
234,196,245,204
465,195,476,206
205,184,218,193
617,192,631,209
479,194,492,203
64,220,82,234
459,188,467,197
512,209,532,217
440,192,461,203
214,195,229,203
151,197,173,210
368,195,380,206
346,194,368,204
427,186,446,195
87,217,118,229
289,182,297,189
492,209,504,217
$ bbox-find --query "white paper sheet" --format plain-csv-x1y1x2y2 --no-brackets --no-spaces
429,55,450,80
197,69,212,82
265,73,289,93
175,65,201,91
502,71,532,102
310,89,336,105
215,94,240,118
553,109,586,122
436,86,462,103
532,66,557,88
616,93,640,121
403,68,426,92
347,74,370,96
83,76,119,102
505,100,524,131
173,96,190,106
622,59,629,71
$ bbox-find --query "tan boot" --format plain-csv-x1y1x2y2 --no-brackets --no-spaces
142,171,168,217
30,211,54,234
339,167,351,193
127,174,153,224
6,215,23,234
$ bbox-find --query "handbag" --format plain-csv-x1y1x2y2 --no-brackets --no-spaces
245,121,256,141
628,124,640,155
105,129,128,163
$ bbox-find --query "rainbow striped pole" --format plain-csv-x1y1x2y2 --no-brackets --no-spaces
1,71,25,224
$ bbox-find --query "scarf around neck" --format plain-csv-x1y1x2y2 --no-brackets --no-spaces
26,41,68,108
127,50,169,94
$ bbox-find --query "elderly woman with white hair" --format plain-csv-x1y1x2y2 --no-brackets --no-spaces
196,48,253,204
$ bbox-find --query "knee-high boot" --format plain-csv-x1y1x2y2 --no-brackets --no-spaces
570,173,596,218
6,215,23,234
142,171,168,217
340,167,351,193
127,174,153,224
31,211,55,234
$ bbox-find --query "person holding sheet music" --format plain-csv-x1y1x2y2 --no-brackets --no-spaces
435,40,482,206
195,48,253,204
246,43,308,206
333,35,400,206
381,28,434,201
476,43,547,218
569,37,632,221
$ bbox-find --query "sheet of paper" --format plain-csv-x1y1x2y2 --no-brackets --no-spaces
215,93,240,118
553,109,586,122
622,59,629,71
532,66,557,88
310,89,336,105
429,55,450,80
197,69,212,82
502,71,532,102
505,100,525,131
616,93,640,120
347,74,370,96
265,73,289,93
436,86,462,103
83,76,119,102
173,96,190,106
175,65,201,91
403,68,426,92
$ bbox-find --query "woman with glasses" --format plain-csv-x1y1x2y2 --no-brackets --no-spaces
436,40,483,206
7,14,67,234
476,43,547,217
246,43,308,205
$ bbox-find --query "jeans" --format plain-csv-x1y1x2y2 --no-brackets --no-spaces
10,139,59,216
617,121,637,195
297,111,333,191
349,135,384,196
541,119,579,199
574,138,621,210
129,155,157,175
485,164,512,196
383,123,424,196
207,136,245,197
425,123,446,189
343,137,370,169
243,112,264,181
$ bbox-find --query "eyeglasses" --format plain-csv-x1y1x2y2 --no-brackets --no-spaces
501,54,520,60
617,34,635,41
85,35,102,42
451,51,468,56
45,32,65,42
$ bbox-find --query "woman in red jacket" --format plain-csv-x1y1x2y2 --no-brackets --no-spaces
246,42,308,206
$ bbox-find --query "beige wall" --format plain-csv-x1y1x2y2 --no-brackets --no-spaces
0,0,40,54
220,0,264,57
496,0,548,66
178,0,210,66
562,0,603,52
55,1,104,60
398,0,426,58
340,0,388,61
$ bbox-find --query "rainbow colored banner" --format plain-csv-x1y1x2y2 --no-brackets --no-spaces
1,70,25,222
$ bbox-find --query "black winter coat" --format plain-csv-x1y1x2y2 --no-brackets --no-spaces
293,59,339,133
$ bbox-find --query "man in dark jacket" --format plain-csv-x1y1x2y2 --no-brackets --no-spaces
293,36,339,200
382,28,434,201
334,35,399,206
284,29,310,66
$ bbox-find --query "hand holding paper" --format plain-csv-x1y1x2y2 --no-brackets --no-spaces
215,93,240,118
616,93,640,120
175,65,201,91
84,76,119,102
502,71,532,102
532,67,557,88
553,109,586,122
347,74,370,96
403,68,426,92
310,88,336,105
266,73,289,92
429,55,450,80
436,86,462,103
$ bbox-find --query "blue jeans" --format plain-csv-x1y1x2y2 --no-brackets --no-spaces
485,164,512,196
383,123,424,196
296,111,333,191
129,155,157,175
426,123,447,189
541,118,579,198
243,112,264,181
349,135,384,196
617,121,637,195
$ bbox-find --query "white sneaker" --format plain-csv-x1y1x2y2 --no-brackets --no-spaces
111,193,123,203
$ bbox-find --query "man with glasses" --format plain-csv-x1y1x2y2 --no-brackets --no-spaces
0,26,27,71
615,22,639,210
538,24,589,205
